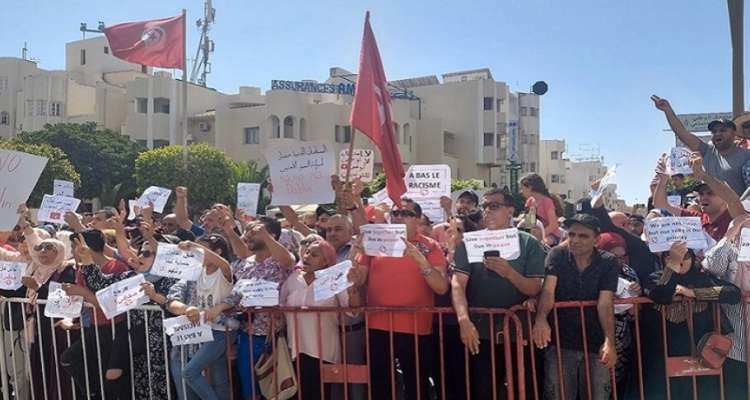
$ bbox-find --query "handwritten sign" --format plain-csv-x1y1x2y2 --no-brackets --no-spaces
418,198,446,224
0,261,25,290
137,186,172,213
644,217,707,253
237,183,261,217
370,188,393,206
667,195,683,208
339,149,375,182
163,313,214,346
615,278,637,314
462,228,521,263
0,150,48,230
37,194,81,224
314,260,353,301
738,228,750,262
95,274,149,319
44,281,83,319
667,147,693,175
590,165,617,207
234,278,279,307
151,243,204,281
360,224,407,257
53,180,74,197
266,142,335,206
405,165,451,199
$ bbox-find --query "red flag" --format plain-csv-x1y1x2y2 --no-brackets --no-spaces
350,12,406,205
103,14,185,69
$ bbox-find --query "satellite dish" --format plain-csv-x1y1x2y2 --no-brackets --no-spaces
532,81,548,96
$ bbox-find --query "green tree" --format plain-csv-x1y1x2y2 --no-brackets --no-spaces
18,122,144,204
135,144,235,213
0,141,80,207
231,160,270,214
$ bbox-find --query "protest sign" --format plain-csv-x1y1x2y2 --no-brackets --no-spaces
614,278,637,314
0,261,25,290
95,274,149,319
53,179,74,197
644,217,707,253
738,228,750,262
462,228,521,263
127,199,138,220
237,183,261,217
360,224,407,257
37,194,81,224
44,281,84,319
266,142,335,205
405,165,451,199
339,149,375,182
163,313,215,346
151,243,204,281
137,186,172,213
666,147,693,175
0,150,48,230
234,278,280,307
419,198,446,224
314,260,353,301
590,165,617,207
667,195,683,208
370,188,393,206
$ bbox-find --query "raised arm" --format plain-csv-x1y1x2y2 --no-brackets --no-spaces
174,186,193,230
651,95,703,152
183,241,233,282
278,206,314,237
692,155,745,218
652,158,684,215
252,224,295,270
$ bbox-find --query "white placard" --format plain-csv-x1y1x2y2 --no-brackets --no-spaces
37,194,81,224
0,261,25,290
418,198,446,224
339,149,375,182
667,195,683,208
370,188,393,206
163,313,215,346
151,243,204,281
0,150,48,230
237,183,261,217
235,278,280,307
405,165,451,199
53,180,74,197
314,260,353,301
360,224,407,257
266,142,335,206
644,216,707,253
590,165,618,207
462,228,521,263
615,278,637,314
137,186,172,213
44,281,83,319
127,199,138,220
95,274,149,319
738,228,750,262
667,147,693,175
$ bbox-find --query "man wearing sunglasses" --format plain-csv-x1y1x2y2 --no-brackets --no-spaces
451,188,546,400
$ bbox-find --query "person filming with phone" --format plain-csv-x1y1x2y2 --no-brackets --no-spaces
451,188,547,400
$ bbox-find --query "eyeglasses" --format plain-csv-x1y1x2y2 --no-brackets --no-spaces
481,202,512,211
34,243,56,252
391,210,417,218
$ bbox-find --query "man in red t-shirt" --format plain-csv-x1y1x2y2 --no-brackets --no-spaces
356,198,448,400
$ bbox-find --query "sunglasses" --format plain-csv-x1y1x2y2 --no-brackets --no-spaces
481,202,512,211
391,210,417,218
34,243,56,252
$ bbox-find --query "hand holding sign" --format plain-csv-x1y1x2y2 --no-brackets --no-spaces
645,217,707,253
37,195,81,224
666,147,693,175
151,243,205,281
665,241,690,272
313,260,354,301
360,224,407,257
690,153,705,180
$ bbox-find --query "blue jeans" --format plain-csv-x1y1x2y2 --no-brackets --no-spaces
237,331,266,400
170,330,235,400
543,346,611,400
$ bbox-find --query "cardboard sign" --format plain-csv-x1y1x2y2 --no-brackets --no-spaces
590,165,617,207
266,142,335,206
37,194,81,224
339,149,375,182
738,228,750,262
644,217,707,253
137,186,172,213
44,281,84,319
313,260,353,301
462,228,521,263
237,183,261,217
53,180,74,197
95,274,149,319
0,150,48,230
667,147,693,176
0,261,25,290
234,278,279,307
163,313,215,346
151,243,205,281
667,195,683,208
405,164,451,199
360,224,407,257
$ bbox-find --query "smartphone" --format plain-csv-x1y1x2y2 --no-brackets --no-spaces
484,250,500,258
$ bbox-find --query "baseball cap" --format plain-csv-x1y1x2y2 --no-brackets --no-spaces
707,119,737,132
458,190,479,205
562,213,601,234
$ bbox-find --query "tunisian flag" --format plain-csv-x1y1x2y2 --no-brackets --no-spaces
103,14,185,69
350,12,406,205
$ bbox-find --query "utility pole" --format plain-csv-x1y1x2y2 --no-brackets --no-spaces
728,0,744,118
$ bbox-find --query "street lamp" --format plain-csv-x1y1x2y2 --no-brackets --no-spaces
728,0,744,118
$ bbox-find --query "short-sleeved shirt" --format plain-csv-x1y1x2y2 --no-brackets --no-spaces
77,259,130,327
226,255,288,336
360,234,447,335
453,229,546,339
526,196,559,238
680,208,732,242
699,141,750,195
544,246,619,351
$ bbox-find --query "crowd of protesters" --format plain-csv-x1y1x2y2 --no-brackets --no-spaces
0,95,749,400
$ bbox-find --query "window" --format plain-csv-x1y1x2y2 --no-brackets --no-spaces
283,116,294,138
521,134,529,144
104,46,109,54
80,49,86,65
393,123,400,144
0,112,8,125
496,98,504,111
35,100,47,116
269,115,280,138
299,118,307,141
560,175,566,184
530,107,538,117
141,65,148,73
26,100,33,116
551,174,560,183
530,162,536,172
403,123,410,145
551,151,559,160
136,98,148,113
49,102,61,117
483,97,494,111
0,76,7,92
154,98,170,114
244,127,260,144
335,125,352,143
483,132,494,146
520,106,528,116
529,134,537,145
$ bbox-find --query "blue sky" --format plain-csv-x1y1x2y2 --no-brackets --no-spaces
1,1,745,204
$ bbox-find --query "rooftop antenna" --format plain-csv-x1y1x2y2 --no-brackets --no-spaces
80,21,105,39
190,0,215,86
21,42,28,60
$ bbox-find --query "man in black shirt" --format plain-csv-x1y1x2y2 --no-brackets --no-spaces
532,214,618,400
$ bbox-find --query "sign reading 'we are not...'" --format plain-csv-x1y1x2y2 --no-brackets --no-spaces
0,150,47,230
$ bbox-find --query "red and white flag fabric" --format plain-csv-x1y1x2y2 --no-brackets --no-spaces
350,12,406,206
103,14,185,69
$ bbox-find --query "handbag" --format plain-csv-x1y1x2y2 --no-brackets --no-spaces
696,332,732,369
254,333,298,400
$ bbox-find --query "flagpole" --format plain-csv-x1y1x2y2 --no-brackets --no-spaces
181,8,188,168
